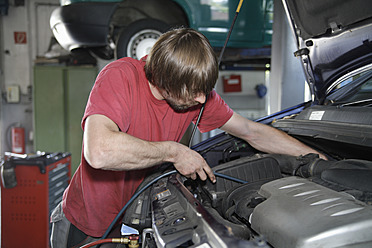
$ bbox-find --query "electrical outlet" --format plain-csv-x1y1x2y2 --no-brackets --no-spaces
7,85,20,103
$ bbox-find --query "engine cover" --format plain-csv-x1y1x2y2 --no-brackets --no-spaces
251,177,372,248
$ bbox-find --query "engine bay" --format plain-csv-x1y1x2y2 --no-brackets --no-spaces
193,153,372,248
120,101,372,248
121,136,372,248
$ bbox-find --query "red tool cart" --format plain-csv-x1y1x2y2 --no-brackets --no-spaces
1,152,71,248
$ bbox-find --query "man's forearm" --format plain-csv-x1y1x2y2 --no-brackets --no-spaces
85,130,176,171
221,112,326,159
83,114,216,182
247,123,325,158
83,114,175,170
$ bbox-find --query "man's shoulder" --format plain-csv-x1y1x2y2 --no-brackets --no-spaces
106,57,143,70
99,57,146,82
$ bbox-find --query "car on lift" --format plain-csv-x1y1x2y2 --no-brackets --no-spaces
50,0,273,60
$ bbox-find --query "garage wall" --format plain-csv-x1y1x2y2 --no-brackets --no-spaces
0,0,309,154
269,0,308,113
0,0,59,154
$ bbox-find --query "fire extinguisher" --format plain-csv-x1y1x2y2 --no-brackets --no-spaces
11,126,25,154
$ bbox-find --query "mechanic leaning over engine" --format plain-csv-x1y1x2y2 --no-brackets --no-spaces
50,27,326,247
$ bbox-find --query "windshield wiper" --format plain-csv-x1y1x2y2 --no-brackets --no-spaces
337,98,372,107
326,70,372,103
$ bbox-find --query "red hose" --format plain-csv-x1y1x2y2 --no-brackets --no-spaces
79,238,118,248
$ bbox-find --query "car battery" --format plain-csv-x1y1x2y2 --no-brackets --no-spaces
1,152,71,248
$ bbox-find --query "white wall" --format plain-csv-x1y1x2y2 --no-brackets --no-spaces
216,69,269,119
269,0,307,114
0,0,59,154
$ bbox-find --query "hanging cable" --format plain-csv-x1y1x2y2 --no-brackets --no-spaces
188,94,208,148
218,0,244,66
188,0,245,147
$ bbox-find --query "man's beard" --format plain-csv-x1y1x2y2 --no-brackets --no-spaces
165,99,191,112
165,98,199,112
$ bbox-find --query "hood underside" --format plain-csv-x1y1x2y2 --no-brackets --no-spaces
283,0,372,103
285,0,372,40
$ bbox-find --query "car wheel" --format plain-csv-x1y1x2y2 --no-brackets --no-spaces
115,19,170,59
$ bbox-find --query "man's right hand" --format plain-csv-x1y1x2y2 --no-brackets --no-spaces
167,142,216,183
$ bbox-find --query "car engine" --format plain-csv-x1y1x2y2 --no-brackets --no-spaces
251,176,372,248
122,139,372,248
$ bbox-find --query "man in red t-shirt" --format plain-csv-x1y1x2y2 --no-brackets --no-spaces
50,28,325,247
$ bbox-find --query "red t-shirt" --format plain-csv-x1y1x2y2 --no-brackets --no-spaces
62,57,233,237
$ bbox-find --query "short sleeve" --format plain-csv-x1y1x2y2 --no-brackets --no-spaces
82,64,135,132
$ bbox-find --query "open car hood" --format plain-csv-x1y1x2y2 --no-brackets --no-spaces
282,0,372,104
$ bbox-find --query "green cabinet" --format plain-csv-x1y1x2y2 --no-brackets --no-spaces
34,65,97,173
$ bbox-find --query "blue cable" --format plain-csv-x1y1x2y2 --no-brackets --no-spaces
101,170,178,239
101,170,247,240
214,172,248,184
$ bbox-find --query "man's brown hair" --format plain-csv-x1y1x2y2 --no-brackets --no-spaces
145,28,218,99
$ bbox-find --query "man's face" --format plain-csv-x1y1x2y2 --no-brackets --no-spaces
160,89,206,112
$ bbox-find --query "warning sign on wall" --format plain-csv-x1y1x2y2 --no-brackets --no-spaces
14,32,27,44
223,75,242,93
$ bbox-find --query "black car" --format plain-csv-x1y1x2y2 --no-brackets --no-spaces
90,0,372,247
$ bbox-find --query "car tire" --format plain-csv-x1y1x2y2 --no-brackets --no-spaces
115,19,171,59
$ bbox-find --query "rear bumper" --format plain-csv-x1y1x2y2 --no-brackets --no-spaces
50,2,118,50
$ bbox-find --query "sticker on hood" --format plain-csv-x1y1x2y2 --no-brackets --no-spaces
309,111,325,120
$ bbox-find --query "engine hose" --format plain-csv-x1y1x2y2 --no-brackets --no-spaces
204,205,251,240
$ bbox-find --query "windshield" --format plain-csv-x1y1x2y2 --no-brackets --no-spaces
326,66,372,107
